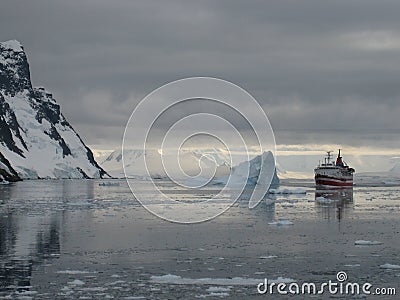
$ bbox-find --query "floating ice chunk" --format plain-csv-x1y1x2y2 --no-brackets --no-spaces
57,270,92,275
206,286,231,292
355,240,383,246
344,264,361,267
82,287,108,292
68,279,85,285
259,255,278,259
150,274,294,285
380,263,400,269
106,280,126,286
268,219,294,226
316,196,333,204
99,182,120,187
269,188,306,194
209,292,229,297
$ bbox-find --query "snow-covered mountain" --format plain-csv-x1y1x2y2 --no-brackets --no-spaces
100,147,279,187
101,148,231,178
0,40,108,180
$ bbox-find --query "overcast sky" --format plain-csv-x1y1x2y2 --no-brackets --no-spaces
1,0,400,153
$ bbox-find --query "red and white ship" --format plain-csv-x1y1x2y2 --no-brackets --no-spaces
314,150,355,187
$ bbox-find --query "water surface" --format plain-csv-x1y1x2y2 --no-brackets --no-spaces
0,180,399,299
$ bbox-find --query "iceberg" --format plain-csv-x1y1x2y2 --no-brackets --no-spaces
223,151,279,187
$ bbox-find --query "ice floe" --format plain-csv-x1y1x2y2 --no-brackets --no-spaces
315,196,334,204
259,255,278,259
380,263,400,269
269,188,306,194
57,270,93,275
355,240,383,246
68,279,85,285
344,264,361,267
206,286,231,292
268,219,294,226
150,274,294,285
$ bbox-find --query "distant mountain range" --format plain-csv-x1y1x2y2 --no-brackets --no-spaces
99,147,279,186
0,40,108,181
100,148,231,179
274,154,400,178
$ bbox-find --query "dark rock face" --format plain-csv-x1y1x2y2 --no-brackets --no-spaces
0,41,31,95
0,40,109,179
0,151,20,182
0,92,26,157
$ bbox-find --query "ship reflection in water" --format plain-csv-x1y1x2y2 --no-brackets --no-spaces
315,187,354,221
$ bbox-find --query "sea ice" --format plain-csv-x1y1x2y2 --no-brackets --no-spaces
206,286,231,292
106,280,126,286
68,279,85,285
150,274,294,285
315,196,333,204
259,255,277,259
57,270,92,275
82,287,108,292
269,188,306,194
268,220,294,226
355,240,383,246
344,264,361,267
380,263,400,269
209,292,229,297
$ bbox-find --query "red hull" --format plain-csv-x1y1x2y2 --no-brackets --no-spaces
315,175,353,187
315,179,353,187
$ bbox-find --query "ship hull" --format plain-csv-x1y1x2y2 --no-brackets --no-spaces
314,168,354,188
315,175,353,187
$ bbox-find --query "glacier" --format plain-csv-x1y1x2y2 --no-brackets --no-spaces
0,40,108,180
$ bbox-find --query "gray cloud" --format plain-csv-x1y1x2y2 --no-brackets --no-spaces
1,0,400,149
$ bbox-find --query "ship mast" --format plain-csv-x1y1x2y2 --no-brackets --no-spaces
326,151,332,165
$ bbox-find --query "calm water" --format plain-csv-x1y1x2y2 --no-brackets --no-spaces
0,179,399,299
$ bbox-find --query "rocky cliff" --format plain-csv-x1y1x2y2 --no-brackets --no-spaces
0,40,108,181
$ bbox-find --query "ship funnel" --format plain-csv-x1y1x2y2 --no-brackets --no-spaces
336,149,343,166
